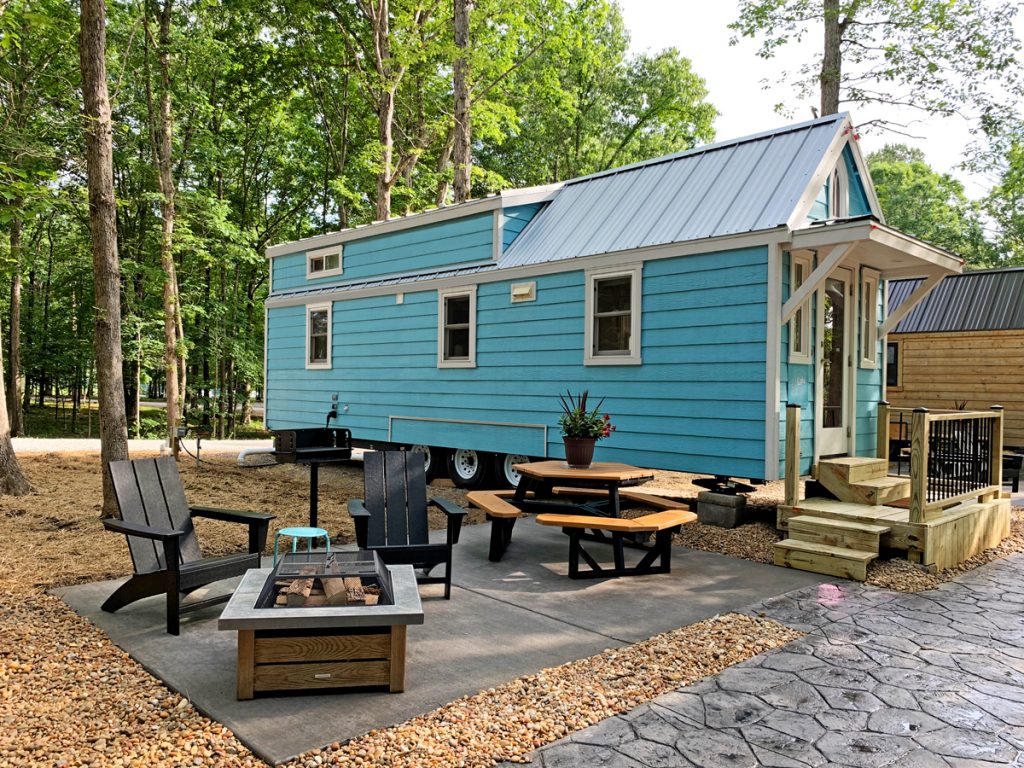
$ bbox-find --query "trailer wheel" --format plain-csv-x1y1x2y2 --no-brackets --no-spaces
493,453,530,488
446,448,493,489
410,445,445,482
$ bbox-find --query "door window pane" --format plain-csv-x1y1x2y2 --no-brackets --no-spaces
822,277,846,429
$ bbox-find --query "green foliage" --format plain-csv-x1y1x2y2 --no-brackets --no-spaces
985,137,1024,265
867,144,997,267
557,390,616,440
731,0,1023,135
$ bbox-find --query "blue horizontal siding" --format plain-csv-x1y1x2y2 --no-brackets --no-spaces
502,204,542,250
266,245,770,477
271,213,495,293
779,252,815,477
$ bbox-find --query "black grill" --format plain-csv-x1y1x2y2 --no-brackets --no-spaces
272,428,353,464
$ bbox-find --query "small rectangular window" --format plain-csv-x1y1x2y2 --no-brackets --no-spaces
886,341,901,388
860,270,879,368
307,246,343,279
438,287,476,368
788,253,812,364
306,303,331,370
585,266,641,365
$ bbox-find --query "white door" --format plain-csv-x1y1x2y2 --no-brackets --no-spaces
818,266,853,456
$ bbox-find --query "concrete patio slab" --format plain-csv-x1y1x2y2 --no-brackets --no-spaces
56,520,826,765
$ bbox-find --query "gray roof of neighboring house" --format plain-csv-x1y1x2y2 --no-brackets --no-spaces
888,267,1024,333
499,113,848,268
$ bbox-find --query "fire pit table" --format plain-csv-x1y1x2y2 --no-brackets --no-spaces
218,551,423,699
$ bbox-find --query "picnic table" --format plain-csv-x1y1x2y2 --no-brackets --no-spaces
511,460,656,518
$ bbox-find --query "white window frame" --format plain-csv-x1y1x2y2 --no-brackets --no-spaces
307,245,344,279
831,161,849,219
584,265,642,366
788,252,812,364
305,302,332,370
437,286,476,369
860,268,879,368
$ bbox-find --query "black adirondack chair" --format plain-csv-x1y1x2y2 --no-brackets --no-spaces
348,451,467,599
101,456,275,635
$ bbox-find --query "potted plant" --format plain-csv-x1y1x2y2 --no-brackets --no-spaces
557,390,615,469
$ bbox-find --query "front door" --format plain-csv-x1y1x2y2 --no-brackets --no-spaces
818,266,853,456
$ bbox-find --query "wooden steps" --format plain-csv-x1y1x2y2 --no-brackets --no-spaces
787,515,890,552
773,509,892,581
773,540,877,581
816,457,910,505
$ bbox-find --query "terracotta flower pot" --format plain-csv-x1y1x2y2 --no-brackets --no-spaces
563,437,596,469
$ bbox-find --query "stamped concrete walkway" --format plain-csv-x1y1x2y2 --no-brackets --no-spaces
514,553,1024,767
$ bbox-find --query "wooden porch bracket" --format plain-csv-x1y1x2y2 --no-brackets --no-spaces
780,242,856,325
877,272,944,336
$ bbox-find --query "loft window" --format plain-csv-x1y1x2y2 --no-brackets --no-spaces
585,266,641,365
438,287,476,368
886,341,901,388
307,246,343,278
789,253,812,364
860,269,879,368
306,303,331,370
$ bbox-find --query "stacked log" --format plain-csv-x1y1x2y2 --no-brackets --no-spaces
274,577,380,607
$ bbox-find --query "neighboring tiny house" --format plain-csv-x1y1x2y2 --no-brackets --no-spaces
887,267,1024,449
264,113,961,488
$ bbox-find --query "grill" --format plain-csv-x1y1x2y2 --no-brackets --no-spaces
272,427,353,464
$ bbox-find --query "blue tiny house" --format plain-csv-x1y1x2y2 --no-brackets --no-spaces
264,114,962,488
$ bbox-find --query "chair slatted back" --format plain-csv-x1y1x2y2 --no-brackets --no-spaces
362,451,429,547
108,457,203,573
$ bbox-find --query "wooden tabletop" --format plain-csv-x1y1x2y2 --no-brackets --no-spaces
512,460,655,483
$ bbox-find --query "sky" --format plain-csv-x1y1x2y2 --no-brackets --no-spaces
616,0,1020,199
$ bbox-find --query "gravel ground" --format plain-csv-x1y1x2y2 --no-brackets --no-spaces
3,451,1021,766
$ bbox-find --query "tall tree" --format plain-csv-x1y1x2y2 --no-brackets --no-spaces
867,144,995,267
0,266,30,494
452,0,473,202
985,135,1024,264
79,0,129,516
731,0,1024,131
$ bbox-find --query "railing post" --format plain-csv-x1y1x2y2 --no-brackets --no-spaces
991,405,1004,490
877,400,889,464
909,407,929,524
785,403,800,507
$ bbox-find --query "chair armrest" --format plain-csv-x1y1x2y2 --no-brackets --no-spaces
103,518,183,542
430,497,467,545
189,506,275,524
348,499,370,549
190,507,274,554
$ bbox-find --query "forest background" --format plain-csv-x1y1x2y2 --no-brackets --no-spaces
1,0,1023,446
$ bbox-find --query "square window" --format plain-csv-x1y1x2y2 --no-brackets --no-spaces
585,267,641,365
307,246,343,278
438,287,476,368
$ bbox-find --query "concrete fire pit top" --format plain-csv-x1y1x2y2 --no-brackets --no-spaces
218,564,424,631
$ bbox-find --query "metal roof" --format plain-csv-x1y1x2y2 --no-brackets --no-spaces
888,267,1024,333
499,113,848,268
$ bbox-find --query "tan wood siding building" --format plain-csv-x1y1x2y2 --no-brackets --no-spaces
888,268,1024,448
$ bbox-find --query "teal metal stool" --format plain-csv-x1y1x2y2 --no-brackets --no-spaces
273,526,330,566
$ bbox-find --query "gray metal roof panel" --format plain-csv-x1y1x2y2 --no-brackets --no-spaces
499,113,847,267
888,268,1024,333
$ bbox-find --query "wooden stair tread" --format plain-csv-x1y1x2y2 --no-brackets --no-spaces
787,515,890,535
791,498,900,520
774,539,877,562
819,457,887,468
852,476,910,490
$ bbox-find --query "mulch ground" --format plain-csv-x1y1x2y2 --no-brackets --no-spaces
1,452,1020,766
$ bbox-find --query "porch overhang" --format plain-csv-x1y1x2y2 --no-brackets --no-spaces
787,218,964,279
780,218,963,325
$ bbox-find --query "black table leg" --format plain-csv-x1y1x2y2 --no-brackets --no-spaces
309,462,319,528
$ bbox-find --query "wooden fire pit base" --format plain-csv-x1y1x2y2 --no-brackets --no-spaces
219,564,423,701
236,624,406,699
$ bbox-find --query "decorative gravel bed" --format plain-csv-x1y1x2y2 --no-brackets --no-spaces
281,613,801,768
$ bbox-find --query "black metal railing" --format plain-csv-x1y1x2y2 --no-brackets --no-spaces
924,414,993,504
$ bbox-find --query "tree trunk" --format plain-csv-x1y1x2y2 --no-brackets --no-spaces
0,313,31,495
453,0,473,203
820,0,842,116
7,212,23,436
80,0,130,517
376,87,395,222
